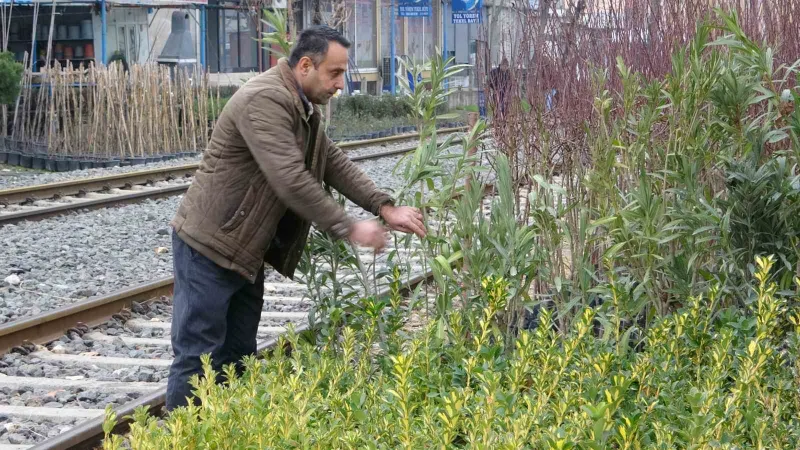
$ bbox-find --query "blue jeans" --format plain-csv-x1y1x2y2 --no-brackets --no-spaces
165,232,265,411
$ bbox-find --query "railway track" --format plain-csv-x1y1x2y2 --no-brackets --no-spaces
0,242,429,449
0,181,511,449
0,124,492,448
0,129,466,225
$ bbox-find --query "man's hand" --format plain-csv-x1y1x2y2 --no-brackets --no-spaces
380,205,427,238
349,219,388,252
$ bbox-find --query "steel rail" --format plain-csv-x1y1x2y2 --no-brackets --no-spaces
0,278,175,355
0,132,467,225
0,126,466,207
25,268,435,450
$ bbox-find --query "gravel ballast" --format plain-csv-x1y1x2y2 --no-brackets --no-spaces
0,417,83,445
0,154,336,323
0,138,496,448
0,147,492,324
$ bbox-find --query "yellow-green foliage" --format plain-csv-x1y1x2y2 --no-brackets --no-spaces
106,259,800,449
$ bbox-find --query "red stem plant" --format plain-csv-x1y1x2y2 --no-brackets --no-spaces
470,0,800,332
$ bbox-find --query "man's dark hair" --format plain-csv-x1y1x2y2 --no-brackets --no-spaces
288,26,351,68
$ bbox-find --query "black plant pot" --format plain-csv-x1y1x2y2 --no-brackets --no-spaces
55,159,70,172
31,156,46,170
130,157,147,166
19,154,33,168
68,159,80,171
0,151,7,164
19,154,33,169
79,160,93,170
104,159,121,168
44,158,57,171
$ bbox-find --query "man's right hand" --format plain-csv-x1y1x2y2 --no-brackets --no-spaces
349,219,388,252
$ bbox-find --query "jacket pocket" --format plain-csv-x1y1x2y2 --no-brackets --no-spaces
220,183,256,232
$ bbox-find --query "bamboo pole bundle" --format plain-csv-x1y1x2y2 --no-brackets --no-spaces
117,64,133,159
139,65,149,157
103,66,113,159
130,64,142,157
76,63,85,156
65,63,83,157
148,65,157,155
89,62,101,158
198,70,209,149
160,68,170,155
168,69,179,153
45,66,57,153
12,62,211,160
182,71,195,153
178,70,187,152
175,69,185,153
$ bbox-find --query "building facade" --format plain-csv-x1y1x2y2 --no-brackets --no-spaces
4,0,512,92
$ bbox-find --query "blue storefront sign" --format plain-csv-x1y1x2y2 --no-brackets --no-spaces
399,0,431,17
452,0,481,23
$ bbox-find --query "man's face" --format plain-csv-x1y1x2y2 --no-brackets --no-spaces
297,42,348,105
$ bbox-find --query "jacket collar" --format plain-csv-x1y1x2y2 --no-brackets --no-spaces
277,58,319,121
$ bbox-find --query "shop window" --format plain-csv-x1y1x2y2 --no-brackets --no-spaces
380,0,403,60
407,15,433,63
115,24,143,64
346,0,376,68
6,5,96,71
213,8,259,72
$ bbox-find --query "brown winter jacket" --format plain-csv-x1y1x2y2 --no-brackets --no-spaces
170,58,393,284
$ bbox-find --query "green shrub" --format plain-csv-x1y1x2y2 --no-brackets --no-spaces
0,52,23,105
721,156,800,294
105,258,800,449
333,94,413,120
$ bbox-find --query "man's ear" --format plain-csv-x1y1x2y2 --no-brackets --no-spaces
299,56,313,76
